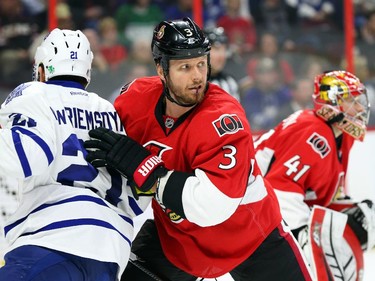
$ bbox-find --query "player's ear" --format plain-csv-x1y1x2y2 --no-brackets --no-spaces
156,64,165,83
38,65,46,82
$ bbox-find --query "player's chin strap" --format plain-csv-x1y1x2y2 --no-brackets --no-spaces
163,87,196,107
161,75,209,108
327,112,345,125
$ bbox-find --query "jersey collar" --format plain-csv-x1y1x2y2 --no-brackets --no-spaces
46,80,85,90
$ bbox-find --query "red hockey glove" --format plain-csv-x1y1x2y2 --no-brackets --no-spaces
84,127,168,192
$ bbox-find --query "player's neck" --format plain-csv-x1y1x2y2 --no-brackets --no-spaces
332,125,343,138
165,98,195,118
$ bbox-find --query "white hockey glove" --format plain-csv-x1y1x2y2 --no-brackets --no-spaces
343,199,375,251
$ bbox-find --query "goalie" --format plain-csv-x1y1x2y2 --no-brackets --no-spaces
254,70,375,280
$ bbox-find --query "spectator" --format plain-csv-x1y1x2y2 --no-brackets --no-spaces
297,54,331,81
359,10,375,45
285,0,337,29
98,17,128,71
20,0,47,31
246,32,295,87
249,0,294,45
204,27,241,101
216,0,257,57
242,57,292,132
108,64,152,103
204,0,226,27
164,0,208,23
115,0,164,47
28,2,77,73
125,37,156,73
65,0,112,30
354,0,375,34
83,28,109,73
277,77,314,120
0,0,41,88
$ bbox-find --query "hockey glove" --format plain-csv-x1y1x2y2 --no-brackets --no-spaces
343,200,375,250
84,127,168,193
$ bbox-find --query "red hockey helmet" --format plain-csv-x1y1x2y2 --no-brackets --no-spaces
313,70,370,141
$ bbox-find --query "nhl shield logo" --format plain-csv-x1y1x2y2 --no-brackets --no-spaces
212,114,244,137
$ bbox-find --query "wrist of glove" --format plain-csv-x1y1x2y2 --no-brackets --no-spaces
84,127,168,193
343,200,374,249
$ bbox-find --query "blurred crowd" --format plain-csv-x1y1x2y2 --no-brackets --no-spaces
1,0,375,132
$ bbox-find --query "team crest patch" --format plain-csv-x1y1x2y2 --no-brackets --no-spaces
143,141,172,158
5,83,30,105
307,132,331,158
156,25,165,40
212,114,244,137
46,65,55,74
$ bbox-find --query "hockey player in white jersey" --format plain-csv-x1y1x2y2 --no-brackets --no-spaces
0,28,150,281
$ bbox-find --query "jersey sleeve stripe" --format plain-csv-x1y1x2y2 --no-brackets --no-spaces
4,195,133,235
127,196,144,215
12,127,54,164
11,129,32,177
19,218,132,247
162,171,193,219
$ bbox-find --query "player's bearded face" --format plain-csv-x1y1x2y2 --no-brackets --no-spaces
166,56,208,105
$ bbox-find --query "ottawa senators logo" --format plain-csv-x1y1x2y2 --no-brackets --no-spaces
143,141,172,157
156,25,165,40
212,114,244,137
307,132,331,158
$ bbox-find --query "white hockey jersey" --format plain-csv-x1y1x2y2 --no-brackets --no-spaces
0,80,150,280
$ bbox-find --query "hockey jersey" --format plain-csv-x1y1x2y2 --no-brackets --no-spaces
254,109,355,230
0,80,149,280
114,76,282,278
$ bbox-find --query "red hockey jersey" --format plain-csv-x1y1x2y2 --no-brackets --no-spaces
114,76,282,278
254,109,355,230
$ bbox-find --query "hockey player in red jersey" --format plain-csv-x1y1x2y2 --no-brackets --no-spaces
254,70,375,281
84,17,312,281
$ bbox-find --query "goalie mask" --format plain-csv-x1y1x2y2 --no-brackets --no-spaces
33,28,94,87
313,70,370,141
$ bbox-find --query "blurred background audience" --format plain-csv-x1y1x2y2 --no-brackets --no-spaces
1,0,375,131
204,26,241,101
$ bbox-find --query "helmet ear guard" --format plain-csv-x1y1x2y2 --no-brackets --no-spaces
33,28,94,87
313,70,370,141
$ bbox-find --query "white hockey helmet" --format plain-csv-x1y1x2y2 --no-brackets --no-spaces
33,28,94,87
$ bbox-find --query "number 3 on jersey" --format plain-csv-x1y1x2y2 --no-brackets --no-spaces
284,155,310,181
219,145,237,170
